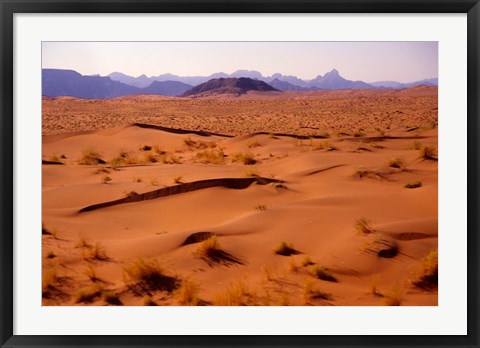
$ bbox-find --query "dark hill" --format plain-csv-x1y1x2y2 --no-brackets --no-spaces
181,77,280,97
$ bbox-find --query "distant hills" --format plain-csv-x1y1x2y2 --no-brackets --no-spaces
181,77,279,97
108,68,437,92
42,68,438,99
42,69,192,99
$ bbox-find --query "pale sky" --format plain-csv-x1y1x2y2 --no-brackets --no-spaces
42,42,438,83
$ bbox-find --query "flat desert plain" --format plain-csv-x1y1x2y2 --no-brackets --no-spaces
42,87,438,306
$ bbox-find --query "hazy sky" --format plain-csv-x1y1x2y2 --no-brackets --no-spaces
42,42,438,83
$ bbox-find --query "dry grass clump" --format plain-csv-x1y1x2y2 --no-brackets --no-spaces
301,256,315,267
174,278,201,305
101,175,112,184
231,152,257,165
387,156,407,170
412,249,438,291
83,242,109,261
143,151,158,163
254,204,267,211
313,140,336,151
303,278,331,304
273,241,300,256
213,279,257,306
140,145,152,151
159,153,182,164
74,284,105,303
419,145,437,160
196,236,221,258
195,149,225,164
355,217,374,234
310,265,338,282
184,136,217,149
42,267,60,298
83,265,103,283
383,284,404,306
352,167,385,180
80,149,105,165
76,235,93,249
123,258,178,293
404,181,422,189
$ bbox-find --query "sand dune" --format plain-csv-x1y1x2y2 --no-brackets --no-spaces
42,90,437,306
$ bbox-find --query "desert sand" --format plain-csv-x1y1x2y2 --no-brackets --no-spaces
42,87,438,306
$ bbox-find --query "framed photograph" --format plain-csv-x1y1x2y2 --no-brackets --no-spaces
1,0,479,347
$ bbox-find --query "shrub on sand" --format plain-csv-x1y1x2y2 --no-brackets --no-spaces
412,249,438,290
123,258,178,293
273,241,299,256
355,217,374,234
174,278,201,305
231,152,257,165
310,265,338,282
80,149,105,165
419,145,437,160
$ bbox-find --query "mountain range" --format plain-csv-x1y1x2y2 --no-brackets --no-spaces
42,68,438,99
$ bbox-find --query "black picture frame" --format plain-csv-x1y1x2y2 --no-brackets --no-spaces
1,0,479,347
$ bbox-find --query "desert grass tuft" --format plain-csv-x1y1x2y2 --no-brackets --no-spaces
83,242,109,261
80,149,105,165
310,265,338,282
213,279,256,306
74,284,105,303
412,249,438,291
273,241,300,256
254,204,267,211
231,152,257,165
195,149,225,164
174,278,201,305
83,265,103,283
123,258,178,293
383,284,404,306
419,145,437,160
303,278,331,304
301,256,315,267
355,217,374,234
387,156,407,170
101,176,112,184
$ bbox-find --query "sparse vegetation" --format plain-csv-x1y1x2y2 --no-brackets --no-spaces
83,265,103,283
404,181,422,189
213,279,256,306
74,284,105,303
231,152,257,165
174,278,201,305
102,176,112,184
419,145,437,160
84,242,109,261
388,156,406,169
303,278,331,304
310,265,338,282
383,284,403,306
254,204,267,211
195,149,225,164
123,258,178,293
301,256,315,267
412,249,438,291
355,217,374,234
273,241,300,256
80,149,105,165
